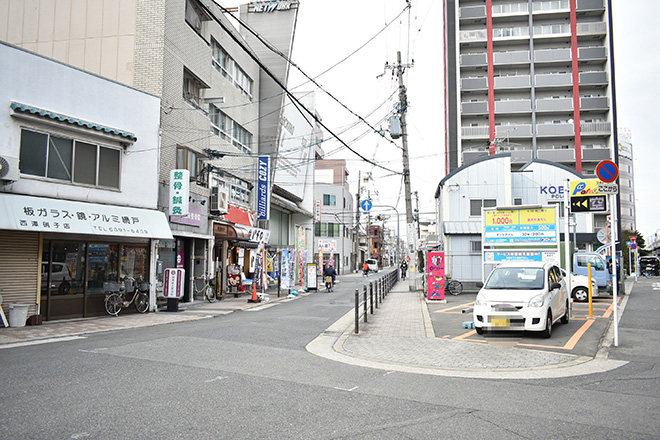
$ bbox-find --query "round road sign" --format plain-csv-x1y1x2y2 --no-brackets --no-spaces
360,199,373,211
596,160,618,183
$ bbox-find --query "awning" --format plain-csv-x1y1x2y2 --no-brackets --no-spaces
443,221,481,235
213,222,251,240
0,193,173,239
10,102,137,142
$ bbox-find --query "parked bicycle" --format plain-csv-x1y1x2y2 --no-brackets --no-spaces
194,274,217,303
104,276,150,316
445,275,463,296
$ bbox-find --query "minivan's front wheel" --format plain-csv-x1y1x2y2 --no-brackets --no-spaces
573,287,588,302
541,311,552,338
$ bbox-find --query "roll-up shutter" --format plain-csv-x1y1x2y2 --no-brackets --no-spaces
0,231,40,318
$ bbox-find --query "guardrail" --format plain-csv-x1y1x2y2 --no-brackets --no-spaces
354,270,398,334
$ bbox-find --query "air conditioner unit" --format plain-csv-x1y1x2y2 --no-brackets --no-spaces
0,156,20,182
210,186,229,214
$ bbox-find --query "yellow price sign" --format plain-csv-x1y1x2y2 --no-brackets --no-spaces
485,210,518,226
519,208,556,225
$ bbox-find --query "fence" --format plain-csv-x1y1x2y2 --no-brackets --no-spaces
354,270,398,334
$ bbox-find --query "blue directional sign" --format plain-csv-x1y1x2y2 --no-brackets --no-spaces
361,200,373,211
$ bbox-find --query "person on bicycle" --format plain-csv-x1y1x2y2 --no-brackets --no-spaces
323,265,337,286
363,262,369,276
400,259,408,279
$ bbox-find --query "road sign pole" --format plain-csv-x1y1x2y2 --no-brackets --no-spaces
610,192,618,347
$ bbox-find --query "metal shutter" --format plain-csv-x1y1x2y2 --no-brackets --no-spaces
0,231,40,318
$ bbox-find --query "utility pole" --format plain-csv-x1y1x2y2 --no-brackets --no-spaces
355,170,361,271
396,51,415,226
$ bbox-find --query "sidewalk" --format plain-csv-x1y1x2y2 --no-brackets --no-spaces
0,286,297,347
307,278,635,379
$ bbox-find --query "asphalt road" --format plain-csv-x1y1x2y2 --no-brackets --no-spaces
1,272,659,439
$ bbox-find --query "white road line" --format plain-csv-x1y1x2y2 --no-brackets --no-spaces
0,335,86,350
333,386,358,392
205,376,228,383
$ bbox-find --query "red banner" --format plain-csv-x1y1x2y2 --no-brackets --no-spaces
427,251,445,301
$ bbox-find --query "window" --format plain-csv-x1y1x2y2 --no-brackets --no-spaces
185,0,208,35
176,146,207,187
183,69,205,107
211,38,254,100
209,105,252,153
470,199,496,216
470,240,482,254
19,128,120,189
514,198,523,205
323,194,336,206
314,222,340,237
229,177,251,205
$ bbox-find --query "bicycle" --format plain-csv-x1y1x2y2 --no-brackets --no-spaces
325,276,334,292
104,276,150,316
193,274,217,303
445,275,463,296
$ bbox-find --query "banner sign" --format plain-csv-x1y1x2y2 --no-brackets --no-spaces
483,207,558,245
484,250,558,263
256,156,270,221
169,169,190,216
163,268,185,298
281,250,291,290
427,251,445,301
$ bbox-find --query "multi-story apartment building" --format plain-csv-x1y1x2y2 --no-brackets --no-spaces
618,127,635,231
0,0,307,299
445,0,614,177
314,159,355,275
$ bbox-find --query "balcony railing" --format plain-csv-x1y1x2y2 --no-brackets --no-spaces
461,126,490,139
461,101,489,115
535,72,572,87
494,50,530,65
577,22,607,37
536,123,575,137
494,75,531,89
459,5,486,20
459,29,488,43
461,77,488,90
535,97,573,112
535,48,571,63
580,121,611,135
494,99,532,113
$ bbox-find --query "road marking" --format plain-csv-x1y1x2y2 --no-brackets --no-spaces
383,371,396,376
333,386,358,392
70,433,90,439
205,376,228,383
435,301,475,314
0,335,86,350
245,303,278,311
78,348,108,353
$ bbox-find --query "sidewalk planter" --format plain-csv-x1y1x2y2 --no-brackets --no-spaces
8,304,29,328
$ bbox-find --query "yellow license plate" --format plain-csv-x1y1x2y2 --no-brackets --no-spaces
491,317,509,327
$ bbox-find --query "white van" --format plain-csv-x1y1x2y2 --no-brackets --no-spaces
365,258,379,273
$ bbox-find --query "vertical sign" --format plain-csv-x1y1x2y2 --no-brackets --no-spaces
427,251,445,301
314,200,322,222
281,250,291,290
257,156,270,221
163,268,185,298
169,169,190,216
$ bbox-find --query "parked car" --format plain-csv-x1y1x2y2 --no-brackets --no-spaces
473,261,570,338
365,258,379,273
560,269,600,302
41,262,72,295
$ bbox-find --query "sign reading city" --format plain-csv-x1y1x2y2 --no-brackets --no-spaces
569,179,607,213
360,199,373,211
483,207,558,245
595,160,619,183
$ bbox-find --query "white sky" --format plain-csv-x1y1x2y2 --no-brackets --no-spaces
225,0,658,243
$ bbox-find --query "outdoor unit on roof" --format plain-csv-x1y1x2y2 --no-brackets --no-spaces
210,185,229,214
0,156,20,182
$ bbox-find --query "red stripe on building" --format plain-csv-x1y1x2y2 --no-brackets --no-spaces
570,0,583,173
486,0,495,155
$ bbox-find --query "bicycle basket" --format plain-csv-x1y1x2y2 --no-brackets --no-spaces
138,282,150,293
103,281,121,292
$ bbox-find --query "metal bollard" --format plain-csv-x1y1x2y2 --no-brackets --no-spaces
370,283,374,314
354,289,359,334
364,285,368,323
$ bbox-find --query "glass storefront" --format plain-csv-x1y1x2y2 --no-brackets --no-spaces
41,239,149,320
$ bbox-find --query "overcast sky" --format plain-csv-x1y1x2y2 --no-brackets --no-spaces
225,0,658,243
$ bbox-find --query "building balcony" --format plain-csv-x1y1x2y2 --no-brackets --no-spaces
460,52,487,67
535,48,571,64
577,22,607,37
536,123,575,137
494,50,530,65
459,5,486,20
494,99,531,114
495,124,533,139
580,96,609,111
578,46,607,62
582,147,611,162
494,74,531,90
580,121,611,136
532,0,570,15
459,29,488,43
461,77,488,91
535,72,572,88
577,0,605,13
579,71,608,86
536,97,573,112
461,101,489,115
461,126,490,139
538,148,575,162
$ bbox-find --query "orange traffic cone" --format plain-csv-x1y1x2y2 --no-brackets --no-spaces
248,282,261,303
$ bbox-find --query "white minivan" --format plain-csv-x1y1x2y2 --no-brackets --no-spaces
473,261,570,338
365,258,379,273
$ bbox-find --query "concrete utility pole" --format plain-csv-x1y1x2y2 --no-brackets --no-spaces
395,51,415,226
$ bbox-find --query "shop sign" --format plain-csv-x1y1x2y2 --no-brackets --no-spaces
0,193,172,239
483,207,558,245
256,156,270,221
248,226,271,245
281,250,291,290
163,268,185,298
170,207,202,227
484,251,557,263
169,169,190,216
314,200,321,221
249,1,297,13
318,239,337,252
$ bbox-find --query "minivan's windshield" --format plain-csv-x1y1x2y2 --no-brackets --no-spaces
484,267,545,290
